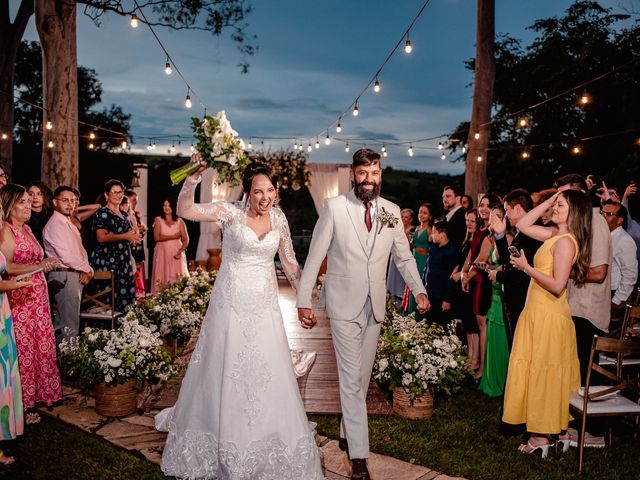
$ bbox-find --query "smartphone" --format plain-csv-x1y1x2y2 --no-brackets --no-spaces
508,246,521,258
15,267,43,282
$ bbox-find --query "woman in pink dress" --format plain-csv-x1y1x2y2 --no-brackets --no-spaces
0,184,61,423
151,197,189,293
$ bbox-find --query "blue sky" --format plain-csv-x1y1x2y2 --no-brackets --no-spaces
15,0,625,173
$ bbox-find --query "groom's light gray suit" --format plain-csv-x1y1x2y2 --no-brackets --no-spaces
297,190,427,458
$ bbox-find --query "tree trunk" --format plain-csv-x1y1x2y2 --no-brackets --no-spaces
0,0,34,178
464,0,495,201
35,0,79,188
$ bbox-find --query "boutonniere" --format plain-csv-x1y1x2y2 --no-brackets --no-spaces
376,207,399,234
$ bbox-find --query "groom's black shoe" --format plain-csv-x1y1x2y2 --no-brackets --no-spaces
350,458,370,480
338,437,349,457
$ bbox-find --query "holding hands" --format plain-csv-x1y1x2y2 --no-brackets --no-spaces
415,293,430,314
297,308,316,329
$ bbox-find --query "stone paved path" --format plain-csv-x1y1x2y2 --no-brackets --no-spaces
39,385,466,479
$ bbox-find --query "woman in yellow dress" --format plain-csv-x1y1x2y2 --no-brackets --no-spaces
502,189,592,457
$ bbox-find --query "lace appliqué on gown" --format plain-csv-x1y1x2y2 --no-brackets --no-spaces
229,344,273,427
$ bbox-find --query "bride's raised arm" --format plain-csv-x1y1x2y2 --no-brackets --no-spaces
275,208,302,291
177,174,233,224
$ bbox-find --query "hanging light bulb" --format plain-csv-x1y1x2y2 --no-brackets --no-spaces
0,133,7,140
518,117,528,128
572,145,582,155
89,132,96,140
47,140,54,148
353,102,359,117
462,145,467,154
345,143,350,153
147,141,153,151
307,144,312,152
336,120,342,133
474,132,480,140
248,138,253,150
373,78,381,93
325,132,331,145
383,150,388,157
315,138,320,149
408,145,414,157
130,14,139,28
45,121,53,130
164,59,172,75
441,152,446,161
381,144,386,153
404,37,413,54
476,155,483,162
121,140,128,149
294,140,298,150
438,141,444,150
88,142,94,150
521,151,530,159
579,91,590,105
152,140,157,150
170,143,176,153
190,143,195,152
185,92,192,109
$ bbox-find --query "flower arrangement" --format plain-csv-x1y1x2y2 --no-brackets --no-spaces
170,110,250,186
374,309,470,400
58,313,175,386
249,149,311,191
376,207,399,234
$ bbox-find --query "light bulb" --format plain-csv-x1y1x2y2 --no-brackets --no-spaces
476,155,483,162
88,142,94,150
336,122,342,133
47,140,54,148
152,141,156,150
325,134,331,145
441,152,446,160
1,133,7,140
147,142,153,151
462,145,467,154
518,118,528,128
580,93,590,105
404,39,413,54
130,14,138,28
373,79,381,93
474,132,480,140
170,144,176,153
190,143,195,152
381,144,386,153
185,94,192,109
294,141,298,150
89,132,96,140
165,61,172,75
307,144,312,152
408,145,414,157
521,151,530,159
121,140,128,149
45,121,53,130
383,151,388,157
315,139,320,149
572,146,582,155
438,141,444,150
353,103,359,116
345,143,350,153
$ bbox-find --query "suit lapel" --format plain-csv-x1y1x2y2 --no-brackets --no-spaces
346,190,371,256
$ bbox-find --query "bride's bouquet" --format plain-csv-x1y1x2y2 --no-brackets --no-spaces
169,110,250,186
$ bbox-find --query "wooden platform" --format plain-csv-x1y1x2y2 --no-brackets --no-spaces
278,280,392,415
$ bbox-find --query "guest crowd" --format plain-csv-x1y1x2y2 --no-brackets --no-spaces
389,173,638,454
0,166,189,464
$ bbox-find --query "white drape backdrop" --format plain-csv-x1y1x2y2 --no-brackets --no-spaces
195,169,244,260
307,163,352,214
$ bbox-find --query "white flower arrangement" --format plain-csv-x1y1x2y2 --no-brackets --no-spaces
59,312,175,386
374,309,470,400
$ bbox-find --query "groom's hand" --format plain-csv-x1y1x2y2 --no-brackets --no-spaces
415,293,430,314
297,308,317,329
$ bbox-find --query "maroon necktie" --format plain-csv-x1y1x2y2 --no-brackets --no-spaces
364,202,372,232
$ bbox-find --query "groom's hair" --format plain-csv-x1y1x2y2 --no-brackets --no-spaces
352,148,380,168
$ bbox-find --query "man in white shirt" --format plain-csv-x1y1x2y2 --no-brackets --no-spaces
601,200,638,312
43,186,94,344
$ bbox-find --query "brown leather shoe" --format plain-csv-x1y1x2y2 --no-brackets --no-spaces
351,458,370,480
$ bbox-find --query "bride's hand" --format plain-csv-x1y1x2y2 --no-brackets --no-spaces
190,153,208,177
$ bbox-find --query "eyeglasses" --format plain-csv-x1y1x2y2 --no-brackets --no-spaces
109,190,125,195
600,210,617,217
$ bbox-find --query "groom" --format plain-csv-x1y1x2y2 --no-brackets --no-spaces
297,148,429,480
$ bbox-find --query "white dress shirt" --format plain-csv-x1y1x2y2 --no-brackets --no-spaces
611,226,638,305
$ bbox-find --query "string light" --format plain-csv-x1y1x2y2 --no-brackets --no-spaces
89,132,96,140
121,140,128,149
185,91,192,109
190,143,195,152
325,132,331,145
47,140,54,148
345,143,350,153
572,145,582,155
440,152,446,160
336,120,342,133
152,140,157,150
462,145,467,154
474,132,480,140
293,140,298,150
381,144,387,153
437,141,444,150
1,133,7,140
130,14,139,28
353,102,359,117
579,91,590,105
164,59,172,75
248,138,253,150
383,150,388,157
315,138,320,149
521,151,530,159
307,144,312,152
45,121,53,130
147,141,153,151
404,36,413,54
408,145,414,157
88,142,94,149
476,155,483,162
373,78,381,93
518,117,528,128
170,143,176,153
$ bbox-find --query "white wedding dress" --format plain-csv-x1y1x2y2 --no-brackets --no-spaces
155,176,323,480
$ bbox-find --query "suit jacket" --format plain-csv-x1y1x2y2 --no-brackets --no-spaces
447,207,467,248
495,231,542,324
297,190,426,322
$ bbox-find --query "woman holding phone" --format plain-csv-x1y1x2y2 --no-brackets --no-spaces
502,189,591,456
0,184,61,425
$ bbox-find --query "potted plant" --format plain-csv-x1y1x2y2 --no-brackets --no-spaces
58,312,175,417
374,308,471,419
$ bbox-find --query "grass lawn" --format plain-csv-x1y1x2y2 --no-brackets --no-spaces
311,386,640,480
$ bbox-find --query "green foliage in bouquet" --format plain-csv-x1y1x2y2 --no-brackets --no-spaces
374,309,471,400
249,149,311,191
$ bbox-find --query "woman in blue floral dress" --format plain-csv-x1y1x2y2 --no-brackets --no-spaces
89,180,139,314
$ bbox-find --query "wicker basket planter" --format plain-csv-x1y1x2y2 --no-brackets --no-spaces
95,380,138,417
392,387,433,420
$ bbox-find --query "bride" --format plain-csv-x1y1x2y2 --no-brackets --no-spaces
156,159,323,479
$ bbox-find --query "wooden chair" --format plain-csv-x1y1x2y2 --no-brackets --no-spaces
600,304,640,369
569,336,640,473
80,271,122,329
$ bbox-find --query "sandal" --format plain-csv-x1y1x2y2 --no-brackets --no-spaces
518,438,553,458
556,433,571,453
0,450,15,465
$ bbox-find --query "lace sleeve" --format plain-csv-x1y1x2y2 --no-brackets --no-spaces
176,175,234,227
275,208,302,290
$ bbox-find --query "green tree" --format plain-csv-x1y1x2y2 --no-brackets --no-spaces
451,1,640,195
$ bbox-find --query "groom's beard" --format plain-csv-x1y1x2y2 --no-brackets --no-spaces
354,180,381,203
